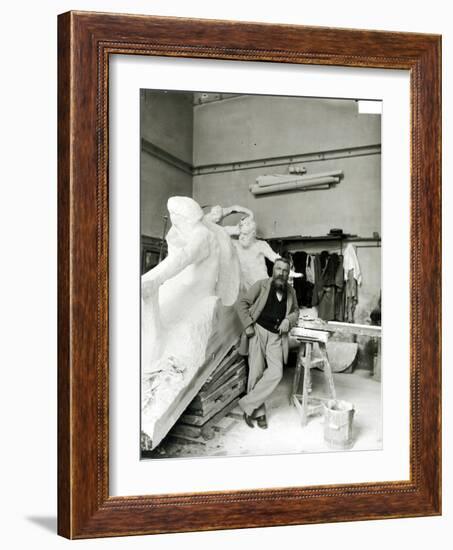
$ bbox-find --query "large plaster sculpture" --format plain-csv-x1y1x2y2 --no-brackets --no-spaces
233,216,301,290
141,197,242,450
204,203,254,235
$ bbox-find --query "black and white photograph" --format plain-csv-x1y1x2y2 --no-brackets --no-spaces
2,0,447,545
140,89,382,459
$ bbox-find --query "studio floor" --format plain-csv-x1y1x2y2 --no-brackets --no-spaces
148,365,382,460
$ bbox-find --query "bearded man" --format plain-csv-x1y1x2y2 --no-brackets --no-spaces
236,257,299,429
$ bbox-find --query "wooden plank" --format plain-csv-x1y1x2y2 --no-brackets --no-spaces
200,348,241,389
199,359,245,396
171,395,241,440
327,321,382,338
291,327,329,343
172,397,241,447
169,423,202,439
180,390,243,426
189,371,245,411
198,359,245,398
200,380,246,417
187,376,246,416
193,365,246,406
297,320,382,338
202,345,238,382
199,397,241,435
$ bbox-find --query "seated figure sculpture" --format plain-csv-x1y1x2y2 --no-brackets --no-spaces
233,216,301,290
141,196,241,449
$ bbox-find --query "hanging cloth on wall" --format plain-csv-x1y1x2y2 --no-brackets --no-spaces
345,269,358,323
292,251,306,305
293,249,347,321
318,253,343,321
343,243,362,285
325,252,340,285
306,254,315,284
292,251,307,275
292,251,316,307
343,244,361,323
312,253,324,307
335,254,345,321
318,286,336,320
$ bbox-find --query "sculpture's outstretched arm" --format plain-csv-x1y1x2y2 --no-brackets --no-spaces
222,204,254,219
259,241,303,279
222,205,254,236
142,227,209,297
260,240,280,263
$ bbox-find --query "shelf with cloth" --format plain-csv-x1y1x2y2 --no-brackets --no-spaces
266,234,381,255
292,249,345,321
265,236,375,323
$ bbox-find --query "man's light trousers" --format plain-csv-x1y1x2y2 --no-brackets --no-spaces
238,323,284,417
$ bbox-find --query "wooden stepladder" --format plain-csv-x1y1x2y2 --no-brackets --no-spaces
292,334,336,426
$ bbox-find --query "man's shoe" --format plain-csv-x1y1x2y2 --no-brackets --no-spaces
256,415,268,429
244,413,255,428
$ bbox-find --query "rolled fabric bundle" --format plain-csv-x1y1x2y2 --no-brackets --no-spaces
255,170,343,188
250,176,340,195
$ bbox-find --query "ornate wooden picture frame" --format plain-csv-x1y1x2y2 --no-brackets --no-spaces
58,11,441,539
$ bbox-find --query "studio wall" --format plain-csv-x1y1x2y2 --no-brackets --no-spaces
140,90,193,237
192,95,381,327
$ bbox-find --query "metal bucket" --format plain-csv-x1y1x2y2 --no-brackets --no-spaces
323,399,355,450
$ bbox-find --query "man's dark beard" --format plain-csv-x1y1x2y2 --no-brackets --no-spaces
273,276,287,290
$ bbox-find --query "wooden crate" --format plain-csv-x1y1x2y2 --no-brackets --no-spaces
185,374,246,418
169,395,241,441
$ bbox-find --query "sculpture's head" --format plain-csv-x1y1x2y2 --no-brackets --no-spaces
272,257,290,290
239,215,256,235
167,196,203,230
206,205,223,223
238,216,256,248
